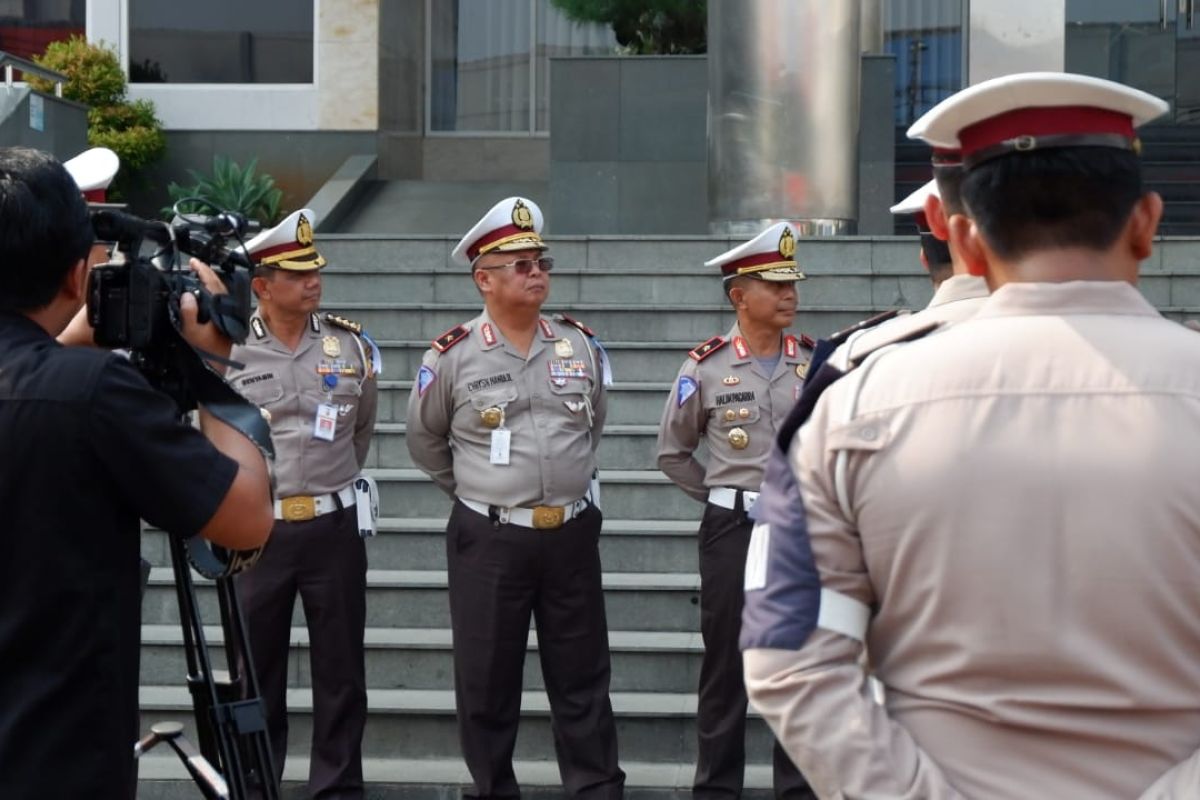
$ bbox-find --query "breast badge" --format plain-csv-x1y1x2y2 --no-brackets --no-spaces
722,375,740,386
555,338,574,358
481,407,504,428
796,362,809,379
724,409,737,422
728,427,749,450
323,336,341,357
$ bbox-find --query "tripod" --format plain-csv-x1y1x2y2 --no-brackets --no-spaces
134,533,280,800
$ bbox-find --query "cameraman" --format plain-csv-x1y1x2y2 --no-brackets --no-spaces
0,148,273,798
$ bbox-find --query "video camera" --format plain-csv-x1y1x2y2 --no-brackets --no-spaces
86,199,260,411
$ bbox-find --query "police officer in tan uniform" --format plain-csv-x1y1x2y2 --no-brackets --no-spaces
228,209,379,799
406,197,623,800
656,222,815,800
744,73,1200,800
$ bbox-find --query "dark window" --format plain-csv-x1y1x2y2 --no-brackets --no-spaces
129,0,313,84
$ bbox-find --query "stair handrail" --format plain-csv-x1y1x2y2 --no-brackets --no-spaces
0,51,66,97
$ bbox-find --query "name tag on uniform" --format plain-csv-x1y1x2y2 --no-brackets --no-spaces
490,428,511,465
314,403,338,441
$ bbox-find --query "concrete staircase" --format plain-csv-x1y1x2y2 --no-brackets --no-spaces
136,234,1200,799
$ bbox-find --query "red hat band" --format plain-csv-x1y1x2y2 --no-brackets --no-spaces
960,106,1136,168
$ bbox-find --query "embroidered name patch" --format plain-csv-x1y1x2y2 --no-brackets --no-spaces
466,373,513,392
715,390,756,406
677,376,698,407
417,365,436,397
240,372,275,386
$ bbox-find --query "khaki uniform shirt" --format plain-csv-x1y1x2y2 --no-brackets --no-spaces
406,310,606,508
228,311,379,498
744,282,1200,799
656,323,813,501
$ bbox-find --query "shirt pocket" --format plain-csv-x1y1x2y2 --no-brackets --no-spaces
236,374,285,408
710,404,761,429
548,377,593,427
467,385,520,429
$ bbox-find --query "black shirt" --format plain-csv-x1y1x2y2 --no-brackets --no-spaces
0,312,238,798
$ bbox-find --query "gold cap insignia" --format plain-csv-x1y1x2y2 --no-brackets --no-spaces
297,214,314,246
512,199,534,230
778,227,796,260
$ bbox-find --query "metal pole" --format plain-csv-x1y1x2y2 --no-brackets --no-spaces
708,0,861,236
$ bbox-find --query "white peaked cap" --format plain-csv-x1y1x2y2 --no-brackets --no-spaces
451,196,547,267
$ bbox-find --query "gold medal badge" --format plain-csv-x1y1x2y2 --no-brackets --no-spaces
738,408,751,419
481,407,504,428
723,409,737,422
555,338,574,358
322,336,341,357
728,427,749,450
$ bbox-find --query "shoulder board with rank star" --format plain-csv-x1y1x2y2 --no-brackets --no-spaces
689,335,727,362
800,333,816,349
555,313,595,338
432,324,470,353
323,312,363,335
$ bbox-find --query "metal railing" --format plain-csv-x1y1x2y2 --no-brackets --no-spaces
0,51,66,97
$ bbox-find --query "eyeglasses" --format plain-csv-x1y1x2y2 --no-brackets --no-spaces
477,256,554,275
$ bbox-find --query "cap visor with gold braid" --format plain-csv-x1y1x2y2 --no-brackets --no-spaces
244,209,326,271
705,222,806,282
451,196,547,267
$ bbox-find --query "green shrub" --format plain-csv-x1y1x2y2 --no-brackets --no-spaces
30,36,125,106
31,36,166,200
165,156,283,227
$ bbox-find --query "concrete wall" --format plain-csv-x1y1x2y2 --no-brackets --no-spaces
549,56,708,235
549,55,898,236
0,89,88,160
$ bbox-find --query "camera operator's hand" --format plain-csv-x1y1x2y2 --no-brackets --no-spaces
180,258,233,372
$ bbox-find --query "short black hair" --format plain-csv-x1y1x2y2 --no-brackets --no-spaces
933,165,965,216
0,147,94,313
959,147,1143,261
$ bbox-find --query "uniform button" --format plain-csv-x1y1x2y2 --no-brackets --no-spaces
859,426,878,442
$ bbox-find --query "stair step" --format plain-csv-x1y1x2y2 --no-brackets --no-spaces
136,687,779,763
140,626,705,692
136,756,778,798
143,567,702,631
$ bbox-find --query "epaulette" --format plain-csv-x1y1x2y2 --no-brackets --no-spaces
323,312,363,335
800,333,816,349
848,319,943,369
689,335,727,362
555,313,595,338
828,309,904,346
432,324,470,353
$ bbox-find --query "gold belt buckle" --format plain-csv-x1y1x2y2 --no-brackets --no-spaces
531,505,565,530
281,495,317,522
